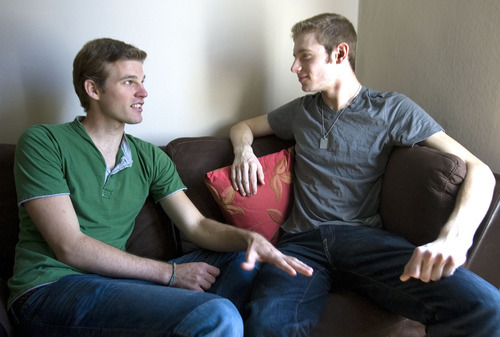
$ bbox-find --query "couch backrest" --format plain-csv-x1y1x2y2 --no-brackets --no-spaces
125,194,182,261
0,145,18,281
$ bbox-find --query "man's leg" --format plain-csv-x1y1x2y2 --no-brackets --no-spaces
321,225,500,337
244,230,333,337
10,274,243,337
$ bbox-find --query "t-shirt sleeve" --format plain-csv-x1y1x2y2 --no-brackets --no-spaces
268,97,306,140
148,145,186,202
389,95,443,147
14,125,70,205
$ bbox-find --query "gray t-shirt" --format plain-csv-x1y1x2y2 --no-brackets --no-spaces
268,87,443,233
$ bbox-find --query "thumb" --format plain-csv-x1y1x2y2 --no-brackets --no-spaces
399,272,411,282
241,249,257,271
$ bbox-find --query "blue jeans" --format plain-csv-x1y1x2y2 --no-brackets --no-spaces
9,250,254,337
244,225,500,337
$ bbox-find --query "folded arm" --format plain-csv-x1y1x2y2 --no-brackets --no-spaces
400,131,495,282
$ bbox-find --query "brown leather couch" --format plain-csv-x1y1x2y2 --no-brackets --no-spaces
1,135,499,337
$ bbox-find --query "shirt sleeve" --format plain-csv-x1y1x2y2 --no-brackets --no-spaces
268,96,307,140
388,94,443,147
147,144,186,202
14,125,70,205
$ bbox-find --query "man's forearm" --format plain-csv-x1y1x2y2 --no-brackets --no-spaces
230,121,255,153
186,217,253,252
61,233,173,285
437,161,495,248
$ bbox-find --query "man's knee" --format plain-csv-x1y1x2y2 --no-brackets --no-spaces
175,298,243,337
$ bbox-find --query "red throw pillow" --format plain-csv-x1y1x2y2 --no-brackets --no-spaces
205,148,294,244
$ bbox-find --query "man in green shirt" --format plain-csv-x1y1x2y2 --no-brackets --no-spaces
8,38,313,337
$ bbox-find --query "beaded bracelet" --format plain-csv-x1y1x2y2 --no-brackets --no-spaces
168,263,176,287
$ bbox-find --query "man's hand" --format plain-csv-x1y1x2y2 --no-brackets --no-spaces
172,262,221,292
400,239,468,283
231,145,265,196
241,233,314,277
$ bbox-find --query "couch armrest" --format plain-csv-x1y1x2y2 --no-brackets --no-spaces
380,146,466,246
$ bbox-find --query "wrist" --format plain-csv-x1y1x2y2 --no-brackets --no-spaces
234,144,252,157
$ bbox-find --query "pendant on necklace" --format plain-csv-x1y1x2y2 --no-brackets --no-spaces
320,137,328,149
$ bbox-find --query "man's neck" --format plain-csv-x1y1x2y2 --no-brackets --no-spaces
321,77,362,111
81,114,125,169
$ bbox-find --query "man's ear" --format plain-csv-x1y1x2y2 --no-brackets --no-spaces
334,43,350,64
84,79,100,101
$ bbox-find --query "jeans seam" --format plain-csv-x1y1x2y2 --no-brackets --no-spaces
292,266,329,337
321,226,337,271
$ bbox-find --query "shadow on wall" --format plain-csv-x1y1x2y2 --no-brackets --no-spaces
0,27,69,144
202,2,268,137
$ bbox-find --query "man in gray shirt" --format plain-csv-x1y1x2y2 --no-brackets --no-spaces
230,13,500,337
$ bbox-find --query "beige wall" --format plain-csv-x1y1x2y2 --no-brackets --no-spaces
357,0,500,172
3,1,497,172
0,0,357,146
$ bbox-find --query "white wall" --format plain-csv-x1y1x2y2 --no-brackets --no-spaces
0,0,358,146
357,0,500,172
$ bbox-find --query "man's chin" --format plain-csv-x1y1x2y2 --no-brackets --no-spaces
127,117,143,125
301,85,315,92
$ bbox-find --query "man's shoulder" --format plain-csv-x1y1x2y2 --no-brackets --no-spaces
124,134,167,160
273,93,320,114
124,134,156,150
364,87,404,101
18,121,76,147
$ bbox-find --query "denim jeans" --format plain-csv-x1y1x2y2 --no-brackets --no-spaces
244,225,500,337
9,250,254,337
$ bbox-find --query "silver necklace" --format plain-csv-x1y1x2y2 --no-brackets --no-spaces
319,85,362,149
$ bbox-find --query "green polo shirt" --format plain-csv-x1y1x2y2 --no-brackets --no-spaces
8,117,185,307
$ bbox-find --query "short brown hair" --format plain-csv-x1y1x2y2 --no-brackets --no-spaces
291,13,357,71
72,38,147,111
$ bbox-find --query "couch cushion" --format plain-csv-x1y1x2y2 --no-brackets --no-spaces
310,290,425,337
165,136,295,222
380,146,466,246
205,148,294,244
165,136,294,253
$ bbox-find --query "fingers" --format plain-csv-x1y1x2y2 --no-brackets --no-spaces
243,244,313,277
400,247,458,283
255,165,265,193
285,256,314,277
174,263,220,292
400,251,420,282
231,158,264,196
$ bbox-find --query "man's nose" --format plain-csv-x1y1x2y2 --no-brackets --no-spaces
291,59,301,73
